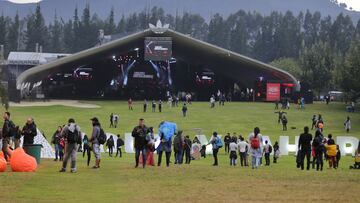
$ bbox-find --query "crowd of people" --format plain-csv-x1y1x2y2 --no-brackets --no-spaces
0,96,359,173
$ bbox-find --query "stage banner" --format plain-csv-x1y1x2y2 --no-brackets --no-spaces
266,83,281,101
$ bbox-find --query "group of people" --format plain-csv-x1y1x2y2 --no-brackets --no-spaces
0,112,37,162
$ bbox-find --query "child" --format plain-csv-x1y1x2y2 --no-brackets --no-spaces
273,141,280,163
325,135,337,169
344,116,351,133
229,137,238,166
351,141,360,169
336,145,341,168
115,134,124,158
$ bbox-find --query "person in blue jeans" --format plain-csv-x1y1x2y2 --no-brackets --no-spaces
173,131,184,164
131,118,148,168
51,126,62,161
248,127,263,169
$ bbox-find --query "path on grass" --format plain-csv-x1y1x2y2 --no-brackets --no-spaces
10,100,100,108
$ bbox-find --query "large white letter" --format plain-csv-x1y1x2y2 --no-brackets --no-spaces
337,136,359,156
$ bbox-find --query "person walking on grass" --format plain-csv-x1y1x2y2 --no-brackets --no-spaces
326,134,337,169
344,116,351,133
173,130,184,164
115,134,124,158
159,100,162,112
229,137,238,166
143,100,148,113
182,103,188,117
273,141,280,163
82,134,91,166
90,117,102,169
59,118,81,173
51,126,62,161
152,100,156,112
132,118,148,168
109,113,114,128
106,135,115,157
274,110,286,124
249,127,263,169
263,140,272,166
298,126,312,171
128,98,133,110
207,132,222,166
311,115,317,130
281,114,288,131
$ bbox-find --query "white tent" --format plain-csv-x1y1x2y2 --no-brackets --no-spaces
20,129,56,159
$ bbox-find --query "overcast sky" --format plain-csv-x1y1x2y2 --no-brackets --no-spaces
6,0,360,11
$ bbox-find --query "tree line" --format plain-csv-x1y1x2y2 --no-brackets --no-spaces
0,4,359,100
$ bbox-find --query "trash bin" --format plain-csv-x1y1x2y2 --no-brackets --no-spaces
23,144,42,164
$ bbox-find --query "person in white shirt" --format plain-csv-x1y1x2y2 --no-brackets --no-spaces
238,136,248,167
263,140,271,166
229,137,238,166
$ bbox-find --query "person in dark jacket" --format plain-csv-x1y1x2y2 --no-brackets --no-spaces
82,134,91,166
273,141,280,163
184,135,192,164
173,131,184,164
2,112,14,161
115,134,123,158
22,117,37,145
51,126,62,161
106,135,115,157
131,118,148,168
223,133,231,154
14,126,21,149
313,130,325,171
182,103,188,117
298,126,312,170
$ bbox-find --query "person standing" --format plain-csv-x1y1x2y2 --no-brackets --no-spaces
113,114,119,128
207,132,222,166
13,126,21,149
2,112,15,162
109,113,114,128
229,137,238,166
344,116,351,133
311,115,317,130
115,134,124,158
173,131,185,165
275,100,279,110
273,141,280,163
281,114,288,131
224,133,231,154
143,100,147,113
238,136,248,167
263,140,271,166
298,126,313,170
182,103,188,117
82,134,91,166
90,117,102,169
132,118,148,168
152,100,156,112
145,127,155,166
59,118,81,173
106,135,115,157
157,122,176,167
51,126,62,161
128,98,133,110
249,127,263,169
158,100,162,112
274,110,286,124
22,117,37,145
326,135,337,169
184,135,192,164
312,130,324,171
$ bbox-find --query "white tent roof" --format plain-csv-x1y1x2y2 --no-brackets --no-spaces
7,52,71,66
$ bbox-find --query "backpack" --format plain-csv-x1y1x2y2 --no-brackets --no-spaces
118,138,124,146
251,135,260,149
268,145,273,153
215,137,223,148
66,126,79,144
98,128,107,145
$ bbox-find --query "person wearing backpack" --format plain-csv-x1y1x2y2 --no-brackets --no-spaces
52,126,62,161
59,118,81,173
248,127,263,169
263,140,272,166
90,117,103,169
298,126,313,171
2,112,15,162
115,134,124,158
22,117,37,145
207,132,222,166
131,118,148,168
273,141,280,163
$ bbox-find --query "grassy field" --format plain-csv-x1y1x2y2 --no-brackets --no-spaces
0,101,359,203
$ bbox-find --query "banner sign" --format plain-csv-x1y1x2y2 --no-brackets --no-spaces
266,83,281,101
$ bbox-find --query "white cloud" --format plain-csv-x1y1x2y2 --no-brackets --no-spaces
336,0,360,11
7,0,42,4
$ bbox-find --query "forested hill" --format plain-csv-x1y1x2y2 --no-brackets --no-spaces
1,0,360,22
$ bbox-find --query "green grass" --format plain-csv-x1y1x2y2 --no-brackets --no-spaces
0,101,359,203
